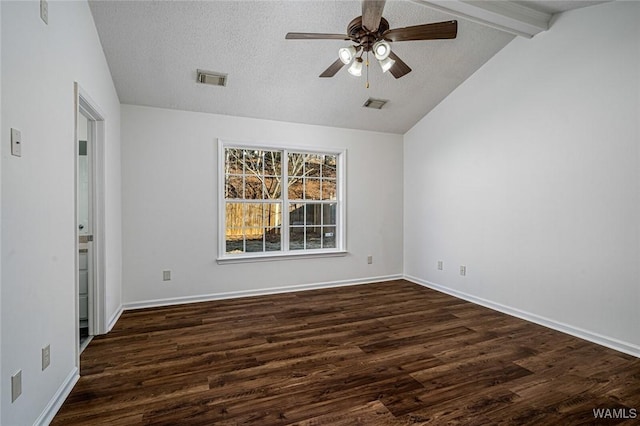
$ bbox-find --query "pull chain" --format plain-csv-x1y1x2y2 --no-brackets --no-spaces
365,51,370,89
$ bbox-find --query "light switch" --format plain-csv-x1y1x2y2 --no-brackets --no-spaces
11,128,22,157
40,0,48,24
11,370,22,402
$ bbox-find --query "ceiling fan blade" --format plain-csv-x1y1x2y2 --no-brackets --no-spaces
320,58,346,78
383,20,457,42
387,51,411,79
362,0,386,32
286,32,350,40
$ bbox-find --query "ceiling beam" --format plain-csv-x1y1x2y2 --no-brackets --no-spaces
411,0,552,38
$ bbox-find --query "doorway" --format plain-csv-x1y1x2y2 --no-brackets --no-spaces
75,84,106,356
77,112,92,350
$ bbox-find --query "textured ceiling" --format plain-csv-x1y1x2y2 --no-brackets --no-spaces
513,0,610,14
88,0,601,134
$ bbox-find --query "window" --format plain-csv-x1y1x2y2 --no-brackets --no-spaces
218,140,345,261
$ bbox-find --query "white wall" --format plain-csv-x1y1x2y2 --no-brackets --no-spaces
1,1,121,424
0,2,3,421
404,1,640,355
121,105,403,305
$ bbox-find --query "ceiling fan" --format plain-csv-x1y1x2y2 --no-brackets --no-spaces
285,0,457,80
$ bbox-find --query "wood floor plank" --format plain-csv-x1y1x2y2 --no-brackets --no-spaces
53,280,640,425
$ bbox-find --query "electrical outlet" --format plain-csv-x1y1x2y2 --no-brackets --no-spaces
42,344,51,371
11,370,22,403
40,0,48,24
437,260,443,270
11,128,22,157
367,255,373,265
460,265,466,276
162,270,171,281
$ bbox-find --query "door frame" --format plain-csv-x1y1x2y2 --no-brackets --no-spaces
74,83,107,360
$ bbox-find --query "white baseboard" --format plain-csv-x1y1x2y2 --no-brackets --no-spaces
107,306,123,332
404,275,640,359
122,274,404,311
34,367,80,426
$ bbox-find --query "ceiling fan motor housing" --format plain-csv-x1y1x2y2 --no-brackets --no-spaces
347,16,390,51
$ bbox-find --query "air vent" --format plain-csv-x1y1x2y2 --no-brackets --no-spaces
197,69,227,87
363,98,388,109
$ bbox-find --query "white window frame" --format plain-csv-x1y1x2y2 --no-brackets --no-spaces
217,139,347,264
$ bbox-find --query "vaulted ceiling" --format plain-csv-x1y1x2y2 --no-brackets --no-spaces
89,0,606,134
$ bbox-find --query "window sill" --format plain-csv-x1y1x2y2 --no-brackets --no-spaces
216,250,348,265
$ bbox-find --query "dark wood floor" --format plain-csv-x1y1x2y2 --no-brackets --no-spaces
53,280,639,425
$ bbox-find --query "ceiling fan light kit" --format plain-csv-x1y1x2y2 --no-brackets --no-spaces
378,56,395,73
338,46,358,65
285,0,458,84
348,58,364,77
372,40,391,60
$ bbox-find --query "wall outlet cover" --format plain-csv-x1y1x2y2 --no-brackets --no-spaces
42,344,51,371
11,128,22,157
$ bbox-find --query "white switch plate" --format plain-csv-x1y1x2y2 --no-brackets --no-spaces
163,270,171,281
11,370,22,403
40,0,48,24
367,255,373,264
42,344,51,371
437,260,443,270
460,265,466,276
11,128,22,157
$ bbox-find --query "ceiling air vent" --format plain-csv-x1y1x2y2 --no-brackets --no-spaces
363,98,388,109
197,69,227,87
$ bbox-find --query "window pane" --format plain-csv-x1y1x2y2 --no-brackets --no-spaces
225,199,244,253
225,237,244,254
244,176,262,199
321,179,336,200
264,177,281,199
306,226,322,249
306,203,322,226
226,176,243,199
289,226,305,250
323,203,336,225
244,150,264,175
288,153,305,177
323,226,336,248
322,155,337,178
288,178,304,200
226,203,244,230
289,203,305,226
225,148,244,174
305,178,321,200
264,203,282,228
244,203,263,227
266,227,281,251
245,228,264,252
264,150,282,176
305,154,321,177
